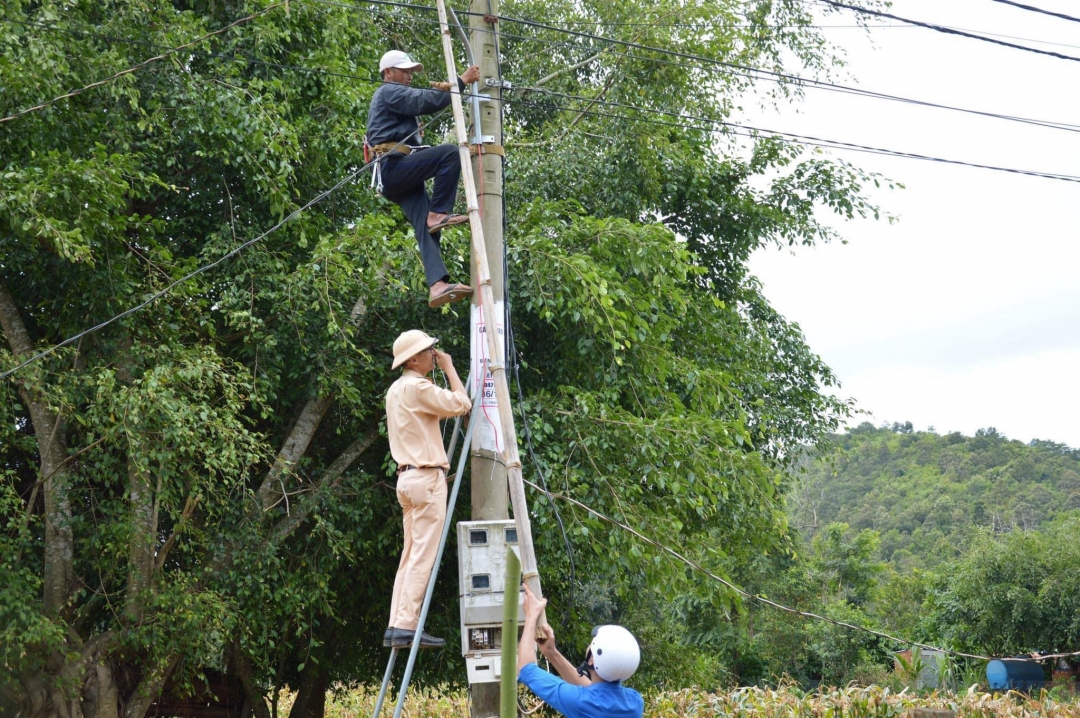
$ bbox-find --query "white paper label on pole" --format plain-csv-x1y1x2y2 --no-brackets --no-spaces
470,300,505,454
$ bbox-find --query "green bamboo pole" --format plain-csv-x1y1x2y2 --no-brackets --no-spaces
501,549,521,718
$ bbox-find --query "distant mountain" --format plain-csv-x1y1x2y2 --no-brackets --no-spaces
789,424,1080,571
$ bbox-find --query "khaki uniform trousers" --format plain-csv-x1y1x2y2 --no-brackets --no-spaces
388,467,447,630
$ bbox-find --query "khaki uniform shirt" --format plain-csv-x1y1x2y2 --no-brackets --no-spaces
386,369,472,470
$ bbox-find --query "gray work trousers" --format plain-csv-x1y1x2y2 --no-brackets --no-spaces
380,144,460,287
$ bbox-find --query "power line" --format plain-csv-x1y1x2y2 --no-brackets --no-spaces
818,0,1080,62
26,9,1080,141
990,0,1080,24
500,89,1080,183
526,21,905,28
546,16,1080,51
496,22,1080,134
0,124,432,381
963,26,1080,51
10,16,1080,183
0,3,286,125
463,12,1080,131
519,475,1080,663
315,0,1080,134
409,0,1080,53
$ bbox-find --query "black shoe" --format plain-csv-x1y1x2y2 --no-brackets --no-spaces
388,628,446,649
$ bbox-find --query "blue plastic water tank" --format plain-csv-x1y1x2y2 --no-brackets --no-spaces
986,659,1045,691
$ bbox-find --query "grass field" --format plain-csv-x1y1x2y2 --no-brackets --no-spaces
305,683,1080,717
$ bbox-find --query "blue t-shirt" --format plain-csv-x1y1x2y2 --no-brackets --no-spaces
518,663,644,718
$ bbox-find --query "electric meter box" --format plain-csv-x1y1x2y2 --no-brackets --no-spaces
457,520,524,684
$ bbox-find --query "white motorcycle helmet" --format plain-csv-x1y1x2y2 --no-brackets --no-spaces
586,625,640,682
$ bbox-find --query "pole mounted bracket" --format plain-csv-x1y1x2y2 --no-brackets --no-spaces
483,14,498,23
484,77,512,90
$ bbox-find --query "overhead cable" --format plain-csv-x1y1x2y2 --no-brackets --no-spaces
311,0,1080,134
818,0,1080,62
990,0,1080,24
493,25,1080,132
9,18,1080,182
519,476,1080,663
0,3,286,125
0,122,436,381
501,89,1080,183
34,10,1080,138
459,10,1080,130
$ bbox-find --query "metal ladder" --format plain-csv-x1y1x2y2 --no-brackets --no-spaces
371,385,479,718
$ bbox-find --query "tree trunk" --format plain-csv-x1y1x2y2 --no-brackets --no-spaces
117,357,156,622
81,664,120,718
231,647,272,718
286,628,338,718
285,665,327,718
267,429,379,545
124,455,155,621
0,279,73,615
123,654,180,718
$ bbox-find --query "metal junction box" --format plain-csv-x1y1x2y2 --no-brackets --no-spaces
457,520,524,684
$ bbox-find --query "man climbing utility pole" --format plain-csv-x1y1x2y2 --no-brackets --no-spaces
467,6,509,717
366,51,480,308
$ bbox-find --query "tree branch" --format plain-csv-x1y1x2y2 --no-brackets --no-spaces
255,395,335,512
155,495,201,572
122,653,180,718
267,428,380,545
532,50,607,88
230,646,272,718
254,295,369,512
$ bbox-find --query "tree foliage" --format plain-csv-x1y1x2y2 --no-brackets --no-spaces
928,515,1080,656
0,0,884,715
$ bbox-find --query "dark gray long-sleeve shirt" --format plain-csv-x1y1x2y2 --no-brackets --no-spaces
365,78,466,146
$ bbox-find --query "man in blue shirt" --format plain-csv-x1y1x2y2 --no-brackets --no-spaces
366,50,480,308
517,584,645,718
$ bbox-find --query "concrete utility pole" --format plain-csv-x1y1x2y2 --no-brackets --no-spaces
468,1,507,527
468,4,506,717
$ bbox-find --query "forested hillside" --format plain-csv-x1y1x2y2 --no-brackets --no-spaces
678,425,1080,687
790,423,1080,570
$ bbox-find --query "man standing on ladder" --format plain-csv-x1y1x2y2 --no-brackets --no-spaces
367,50,480,308
384,330,472,649
517,585,645,718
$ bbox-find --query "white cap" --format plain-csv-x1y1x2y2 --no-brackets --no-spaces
379,50,424,74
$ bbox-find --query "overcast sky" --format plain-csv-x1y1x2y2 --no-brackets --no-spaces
746,0,1080,447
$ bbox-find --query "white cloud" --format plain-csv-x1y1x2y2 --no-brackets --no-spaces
839,349,1080,446
745,0,1080,449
